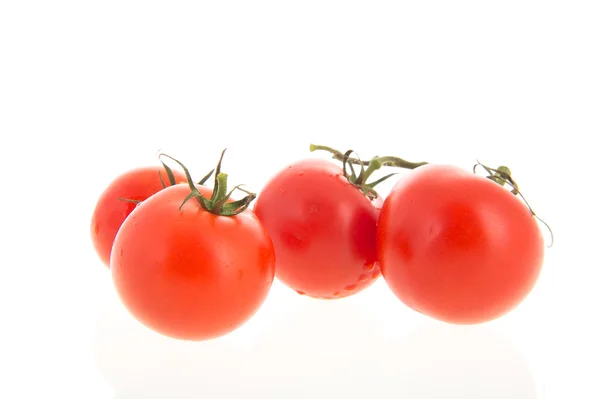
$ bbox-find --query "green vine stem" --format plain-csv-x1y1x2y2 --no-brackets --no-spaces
310,143,429,199
474,161,554,248
310,144,428,170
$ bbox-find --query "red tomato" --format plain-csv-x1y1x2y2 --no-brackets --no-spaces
254,159,381,299
377,164,545,324
90,166,186,268
110,184,275,341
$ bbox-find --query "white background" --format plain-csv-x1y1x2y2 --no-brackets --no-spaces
1,1,599,398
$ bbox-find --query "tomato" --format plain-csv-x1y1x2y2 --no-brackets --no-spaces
90,166,186,267
110,183,275,341
376,164,545,324
254,158,381,299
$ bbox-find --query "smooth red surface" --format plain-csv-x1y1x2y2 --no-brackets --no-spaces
90,166,186,268
254,159,381,299
110,184,275,341
377,164,545,324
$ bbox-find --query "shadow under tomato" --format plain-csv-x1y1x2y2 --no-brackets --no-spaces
374,324,543,398
93,281,303,399
244,303,543,399
95,286,542,399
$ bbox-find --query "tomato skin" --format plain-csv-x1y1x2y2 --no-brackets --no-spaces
110,184,275,341
90,166,186,268
254,159,381,299
377,164,545,324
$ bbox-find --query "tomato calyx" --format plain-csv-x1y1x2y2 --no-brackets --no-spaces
310,144,428,199
474,161,554,247
473,163,518,192
159,149,256,216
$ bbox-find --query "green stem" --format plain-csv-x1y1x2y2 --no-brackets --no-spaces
310,144,340,156
210,173,229,212
310,143,425,200
366,155,427,169
310,144,428,170
474,161,554,248
159,150,256,217
360,158,382,183
489,165,512,187
213,173,228,203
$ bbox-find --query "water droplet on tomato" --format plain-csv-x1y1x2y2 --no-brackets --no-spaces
119,249,123,257
363,262,375,271
345,284,357,292
237,269,244,280
358,274,369,283
332,291,340,297
298,170,304,176
296,290,306,296
371,270,380,279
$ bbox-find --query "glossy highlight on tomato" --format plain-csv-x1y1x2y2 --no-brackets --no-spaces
111,184,276,341
254,158,381,299
377,164,545,324
90,166,186,267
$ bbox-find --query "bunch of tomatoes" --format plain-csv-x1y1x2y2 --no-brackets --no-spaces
90,144,550,341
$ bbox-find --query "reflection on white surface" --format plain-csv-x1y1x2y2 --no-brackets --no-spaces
375,325,542,399
93,282,295,398
94,285,541,399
